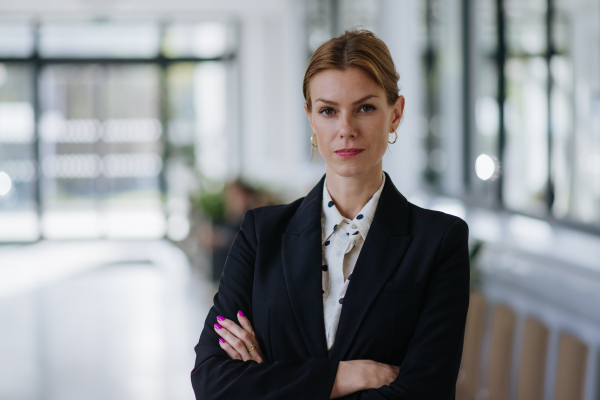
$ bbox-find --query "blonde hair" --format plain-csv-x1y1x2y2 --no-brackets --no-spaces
303,29,400,112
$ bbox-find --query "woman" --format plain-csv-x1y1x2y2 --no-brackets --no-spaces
191,29,470,399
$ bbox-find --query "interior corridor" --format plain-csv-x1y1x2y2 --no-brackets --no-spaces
0,240,216,400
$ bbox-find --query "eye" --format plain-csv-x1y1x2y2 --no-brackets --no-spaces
319,107,335,116
359,104,376,113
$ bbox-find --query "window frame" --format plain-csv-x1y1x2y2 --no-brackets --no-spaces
422,0,600,236
0,21,239,241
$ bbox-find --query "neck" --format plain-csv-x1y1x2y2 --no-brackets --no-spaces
325,164,384,220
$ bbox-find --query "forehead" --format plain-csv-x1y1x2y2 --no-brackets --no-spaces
310,67,384,101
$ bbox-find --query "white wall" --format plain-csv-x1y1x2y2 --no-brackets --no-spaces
237,0,326,200
379,0,424,199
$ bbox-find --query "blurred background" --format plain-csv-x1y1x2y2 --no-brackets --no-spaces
0,0,598,399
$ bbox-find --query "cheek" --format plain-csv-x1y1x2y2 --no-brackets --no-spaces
380,132,391,149
363,119,389,146
313,123,336,146
368,130,389,153
313,117,335,133
375,137,389,159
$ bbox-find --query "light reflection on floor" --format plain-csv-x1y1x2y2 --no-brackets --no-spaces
0,240,216,400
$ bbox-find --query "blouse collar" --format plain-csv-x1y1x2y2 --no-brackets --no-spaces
321,173,386,243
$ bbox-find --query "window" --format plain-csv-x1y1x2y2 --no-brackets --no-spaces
424,0,600,232
503,0,549,215
0,20,238,241
554,0,600,225
39,64,164,239
0,63,37,241
473,0,501,204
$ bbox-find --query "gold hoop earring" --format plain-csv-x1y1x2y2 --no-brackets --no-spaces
389,130,398,144
310,133,318,147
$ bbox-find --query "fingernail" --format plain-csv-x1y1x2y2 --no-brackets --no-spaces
216,316,225,321
238,310,244,318
219,338,225,344
214,323,222,329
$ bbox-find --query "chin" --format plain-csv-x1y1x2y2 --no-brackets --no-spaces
329,163,370,178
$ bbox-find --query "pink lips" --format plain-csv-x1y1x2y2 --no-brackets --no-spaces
335,148,364,158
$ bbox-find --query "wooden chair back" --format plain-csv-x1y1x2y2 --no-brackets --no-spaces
516,317,549,400
552,333,588,400
456,291,487,400
483,304,517,400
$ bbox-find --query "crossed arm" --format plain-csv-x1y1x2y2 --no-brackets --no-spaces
212,309,400,398
191,211,470,400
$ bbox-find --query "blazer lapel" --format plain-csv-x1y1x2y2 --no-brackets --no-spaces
330,174,413,360
281,175,329,358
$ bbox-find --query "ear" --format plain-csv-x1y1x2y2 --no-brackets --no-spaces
303,102,314,132
304,103,318,136
390,95,405,132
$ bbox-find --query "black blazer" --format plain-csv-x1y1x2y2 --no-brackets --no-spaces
191,172,470,399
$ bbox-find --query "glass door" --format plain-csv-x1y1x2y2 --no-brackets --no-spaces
39,64,164,239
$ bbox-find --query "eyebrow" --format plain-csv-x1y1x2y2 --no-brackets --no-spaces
314,94,379,106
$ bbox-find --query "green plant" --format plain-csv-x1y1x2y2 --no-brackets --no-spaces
191,190,225,223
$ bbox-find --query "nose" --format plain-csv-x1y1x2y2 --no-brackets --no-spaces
338,112,356,139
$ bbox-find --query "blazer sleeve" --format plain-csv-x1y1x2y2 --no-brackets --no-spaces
342,218,471,400
191,210,340,400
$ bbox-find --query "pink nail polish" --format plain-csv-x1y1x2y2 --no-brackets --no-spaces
219,338,225,344
214,323,222,329
217,316,225,321
238,310,244,318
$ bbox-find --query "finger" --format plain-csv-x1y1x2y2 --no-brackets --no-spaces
214,323,252,361
218,338,242,360
216,316,256,350
235,311,265,360
236,310,256,336
215,317,265,363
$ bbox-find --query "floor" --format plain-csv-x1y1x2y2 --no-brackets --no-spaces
0,240,217,400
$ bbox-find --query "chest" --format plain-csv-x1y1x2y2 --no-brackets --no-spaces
250,236,429,363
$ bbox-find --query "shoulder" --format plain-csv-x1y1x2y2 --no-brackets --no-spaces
405,202,469,271
407,201,469,237
243,197,305,233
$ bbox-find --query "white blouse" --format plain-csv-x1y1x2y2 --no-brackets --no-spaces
321,173,386,356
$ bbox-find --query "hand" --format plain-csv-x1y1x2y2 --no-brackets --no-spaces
214,310,265,364
331,360,399,399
